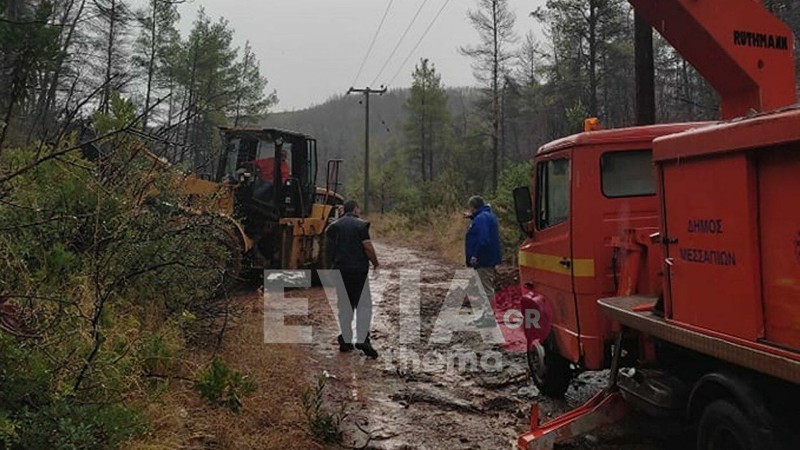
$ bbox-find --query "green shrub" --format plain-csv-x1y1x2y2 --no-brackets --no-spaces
0,335,144,449
0,412,19,448
0,96,235,448
300,373,346,444
195,357,256,413
16,399,145,450
139,332,183,377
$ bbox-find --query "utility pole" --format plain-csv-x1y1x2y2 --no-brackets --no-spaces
635,12,656,125
347,86,387,215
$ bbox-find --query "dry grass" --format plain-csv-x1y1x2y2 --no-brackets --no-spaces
368,210,469,266
125,295,327,450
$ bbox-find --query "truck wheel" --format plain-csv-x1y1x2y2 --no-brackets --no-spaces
527,341,572,397
697,400,761,450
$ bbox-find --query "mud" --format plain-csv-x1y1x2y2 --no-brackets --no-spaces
281,242,691,450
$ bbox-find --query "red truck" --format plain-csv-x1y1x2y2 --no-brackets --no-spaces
512,1,800,449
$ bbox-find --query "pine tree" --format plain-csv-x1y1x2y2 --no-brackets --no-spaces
0,0,60,150
402,58,452,183
91,0,133,114
179,10,238,170
30,0,90,139
132,0,180,129
230,41,277,127
509,32,547,160
164,10,274,174
460,0,517,193
533,0,632,128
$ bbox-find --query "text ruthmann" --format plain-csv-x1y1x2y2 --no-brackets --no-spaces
733,30,790,51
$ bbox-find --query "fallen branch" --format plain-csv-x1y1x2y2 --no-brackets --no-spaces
390,385,483,414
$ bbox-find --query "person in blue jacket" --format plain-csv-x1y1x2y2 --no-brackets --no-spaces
465,196,502,324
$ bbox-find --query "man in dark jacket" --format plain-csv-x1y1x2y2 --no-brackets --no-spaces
465,196,503,324
326,200,380,358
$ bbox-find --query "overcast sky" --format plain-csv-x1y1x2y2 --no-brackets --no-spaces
169,0,546,112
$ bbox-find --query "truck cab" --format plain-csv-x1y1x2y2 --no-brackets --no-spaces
513,121,707,396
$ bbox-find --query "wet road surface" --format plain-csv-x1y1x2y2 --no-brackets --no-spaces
283,242,691,449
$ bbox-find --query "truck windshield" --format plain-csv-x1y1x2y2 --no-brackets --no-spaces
601,150,655,197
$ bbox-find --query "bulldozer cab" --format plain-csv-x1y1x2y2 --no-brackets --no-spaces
214,127,343,271
216,127,318,222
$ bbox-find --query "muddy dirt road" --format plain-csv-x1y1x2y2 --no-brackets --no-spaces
281,242,690,450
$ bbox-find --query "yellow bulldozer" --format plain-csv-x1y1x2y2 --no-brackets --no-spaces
85,126,344,280
210,127,344,275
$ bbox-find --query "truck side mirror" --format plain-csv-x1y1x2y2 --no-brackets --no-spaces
513,186,534,236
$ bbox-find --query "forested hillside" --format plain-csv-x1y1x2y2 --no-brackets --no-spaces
264,87,483,192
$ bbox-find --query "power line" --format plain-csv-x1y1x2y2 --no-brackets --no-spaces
373,103,392,134
386,0,454,87
370,0,431,87
351,0,395,88
346,86,387,215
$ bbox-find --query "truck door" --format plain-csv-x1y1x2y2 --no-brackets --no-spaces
758,147,800,350
522,151,580,363
662,154,761,341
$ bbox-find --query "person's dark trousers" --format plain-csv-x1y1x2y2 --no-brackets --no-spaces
336,270,372,344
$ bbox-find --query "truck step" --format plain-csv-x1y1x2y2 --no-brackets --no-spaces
618,368,689,418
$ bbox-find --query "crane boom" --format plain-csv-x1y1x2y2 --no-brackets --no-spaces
630,0,797,119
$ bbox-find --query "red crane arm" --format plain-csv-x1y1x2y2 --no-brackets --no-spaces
630,0,797,119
